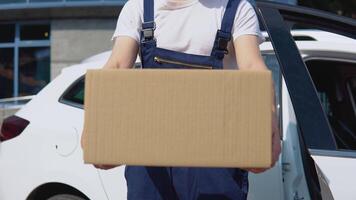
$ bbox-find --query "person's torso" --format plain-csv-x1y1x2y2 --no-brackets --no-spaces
138,0,243,69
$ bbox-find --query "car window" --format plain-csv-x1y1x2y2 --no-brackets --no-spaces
306,59,356,150
58,61,281,113
262,54,282,122
59,76,84,108
348,77,356,106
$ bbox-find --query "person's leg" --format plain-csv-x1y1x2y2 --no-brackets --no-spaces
172,167,200,200
125,166,162,200
172,167,248,200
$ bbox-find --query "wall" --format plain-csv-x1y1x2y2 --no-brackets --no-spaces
50,19,117,79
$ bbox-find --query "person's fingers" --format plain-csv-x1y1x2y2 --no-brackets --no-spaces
93,164,119,170
270,128,282,167
81,131,87,150
94,165,109,170
244,168,268,174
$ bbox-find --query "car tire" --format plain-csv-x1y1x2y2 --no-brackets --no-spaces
47,194,86,200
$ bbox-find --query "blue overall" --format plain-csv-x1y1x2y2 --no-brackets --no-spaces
125,0,249,199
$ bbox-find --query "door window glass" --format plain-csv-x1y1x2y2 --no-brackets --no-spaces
306,59,356,150
349,78,356,103
262,54,282,121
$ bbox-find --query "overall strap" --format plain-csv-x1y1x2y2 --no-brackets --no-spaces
221,0,241,34
211,0,241,60
142,0,156,41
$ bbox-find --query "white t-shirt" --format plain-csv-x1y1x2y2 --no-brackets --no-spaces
112,0,265,69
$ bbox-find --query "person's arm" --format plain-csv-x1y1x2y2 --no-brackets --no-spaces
81,36,139,170
234,35,281,173
103,36,139,69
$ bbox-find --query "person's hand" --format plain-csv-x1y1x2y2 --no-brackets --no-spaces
271,115,282,166
81,131,85,150
244,113,281,174
81,131,120,170
93,164,119,170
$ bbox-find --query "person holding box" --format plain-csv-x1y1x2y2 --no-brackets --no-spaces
82,0,281,199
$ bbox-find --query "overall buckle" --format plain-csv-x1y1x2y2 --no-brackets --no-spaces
141,21,156,41
216,30,231,55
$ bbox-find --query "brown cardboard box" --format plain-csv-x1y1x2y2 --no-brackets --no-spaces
83,69,272,168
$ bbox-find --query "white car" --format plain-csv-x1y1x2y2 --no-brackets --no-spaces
1,2,355,200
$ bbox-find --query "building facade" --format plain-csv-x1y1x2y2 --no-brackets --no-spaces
0,1,127,101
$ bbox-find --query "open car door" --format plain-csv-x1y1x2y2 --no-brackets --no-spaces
254,1,356,200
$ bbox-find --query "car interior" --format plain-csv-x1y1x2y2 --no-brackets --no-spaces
306,59,356,150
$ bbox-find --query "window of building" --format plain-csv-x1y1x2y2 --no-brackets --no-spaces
0,0,26,4
0,48,14,99
0,24,15,43
20,24,50,41
29,0,62,2
0,23,50,99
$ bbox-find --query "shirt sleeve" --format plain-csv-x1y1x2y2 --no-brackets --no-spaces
111,0,141,43
231,0,265,44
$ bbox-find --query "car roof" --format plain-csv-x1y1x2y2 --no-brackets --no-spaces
262,29,356,44
80,51,142,65
81,51,112,64
260,30,356,60
61,51,142,75
62,30,356,74
289,30,356,44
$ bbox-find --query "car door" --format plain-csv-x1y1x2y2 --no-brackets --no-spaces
303,55,356,200
255,2,356,200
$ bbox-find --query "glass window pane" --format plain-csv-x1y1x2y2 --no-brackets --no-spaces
66,0,98,1
61,78,85,107
0,24,15,43
19,47,50,97
0,0,26,3
0,48,14,99
29,0,62,2
306,60,356,150
350,78,356,102
20,24,50,41
262,54,281,120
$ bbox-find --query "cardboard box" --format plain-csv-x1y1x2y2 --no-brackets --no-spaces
83,69,272,168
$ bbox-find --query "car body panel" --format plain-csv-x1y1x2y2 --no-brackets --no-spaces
0,122,108,200
313,155,356,200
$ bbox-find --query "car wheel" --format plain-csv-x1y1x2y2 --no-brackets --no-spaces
47,194,86,200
